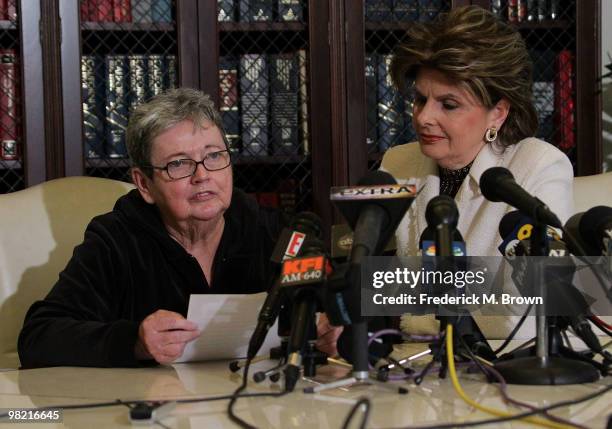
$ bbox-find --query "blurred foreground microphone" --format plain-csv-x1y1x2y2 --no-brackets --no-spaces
327,171,416,325
498,211,600,353
247,212,323,360
579,206,612,256
281,237,331,391
480,167,562,228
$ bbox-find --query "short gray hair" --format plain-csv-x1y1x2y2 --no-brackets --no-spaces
127,88,225,174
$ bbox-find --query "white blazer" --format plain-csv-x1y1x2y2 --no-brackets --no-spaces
380,138,574,338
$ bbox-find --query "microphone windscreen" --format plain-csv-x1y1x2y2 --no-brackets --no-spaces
479,166,515,203
579,206,612,246
499,210,523,239
357,170,397,186
291,211,323,239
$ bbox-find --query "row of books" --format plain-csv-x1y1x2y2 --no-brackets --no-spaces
247,178,299,214
218,0,303,23
365,0,446,22
0,49,19,161
219,51,309,158
492,0,562,23
366,49,575,152
0,0,16,21
81,54,177,159
80,0,172,24
365,54,416,152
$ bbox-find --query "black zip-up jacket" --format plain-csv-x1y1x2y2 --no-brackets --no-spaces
18,188,285,368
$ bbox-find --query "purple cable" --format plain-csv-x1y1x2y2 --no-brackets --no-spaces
474,362,588,429
368,328,445,381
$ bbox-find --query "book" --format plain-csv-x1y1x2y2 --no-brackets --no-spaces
297,49,309,155
0,49,18,160
131,0,152,23
218,0,236,22
128,54,148,109
167,55,177,88
80,0,91,22
5,0,16,21
238,0,272,22
401,97,417,145
278,0,302,22
257,192,279,208
553,50,574,151
219,56,240,155
92,0,114,22
113,0,132,22
531,49,555,142
277,178,297,215
151,0,171,23
240,54,269,156
549,0,560,20
526,0,537,22
392,0,418,21
517,0,527,22
507,0,518,23
419,0,445,22
148,54,165,98
377,55,403,151
270,53,299,156
365,0,392,21
105,55,129,158
365,54,378,149
491,0,503,18
537,0,547,21
81,55,105,158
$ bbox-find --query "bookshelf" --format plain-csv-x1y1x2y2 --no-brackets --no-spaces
345,0,601,178
1,0,603,234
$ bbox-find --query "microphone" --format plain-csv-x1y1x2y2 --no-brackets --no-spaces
579,206,612,256
498,212,600,353
564,212,598,256
480,167,562,228
425,195,459,257
247,212,323,360
498,210,562,258
281,237,331,392
420,206,496,361
327,170,417,325
330,223,397,260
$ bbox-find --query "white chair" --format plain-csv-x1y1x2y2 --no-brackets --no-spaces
0,177,134,369
573,172,612,213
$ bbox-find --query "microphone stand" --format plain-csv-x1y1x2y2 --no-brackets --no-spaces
303,267,407,395
493,222,599,384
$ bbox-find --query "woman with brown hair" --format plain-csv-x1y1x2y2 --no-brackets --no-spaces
381,5,573,337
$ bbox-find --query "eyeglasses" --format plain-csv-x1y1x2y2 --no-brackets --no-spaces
143,150,231,180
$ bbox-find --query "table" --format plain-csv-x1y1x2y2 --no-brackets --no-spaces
0,343,610,428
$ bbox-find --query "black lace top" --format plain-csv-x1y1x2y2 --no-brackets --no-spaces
439,161,473,198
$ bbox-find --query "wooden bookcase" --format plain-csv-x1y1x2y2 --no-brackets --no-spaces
0,0,602,234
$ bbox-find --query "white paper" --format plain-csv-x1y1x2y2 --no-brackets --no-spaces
176,293,280,362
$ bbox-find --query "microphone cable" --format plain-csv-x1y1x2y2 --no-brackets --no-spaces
341,397,371,429
445,323,576,429
589,315,612,334
226,356,290,429
492,303,532,355
455,332,588,429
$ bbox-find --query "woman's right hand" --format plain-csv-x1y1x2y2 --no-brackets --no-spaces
135,309,200,364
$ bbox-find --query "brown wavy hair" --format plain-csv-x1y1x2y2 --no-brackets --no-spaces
390,5,538,147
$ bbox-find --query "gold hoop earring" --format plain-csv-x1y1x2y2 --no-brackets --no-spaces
485,127,497,143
